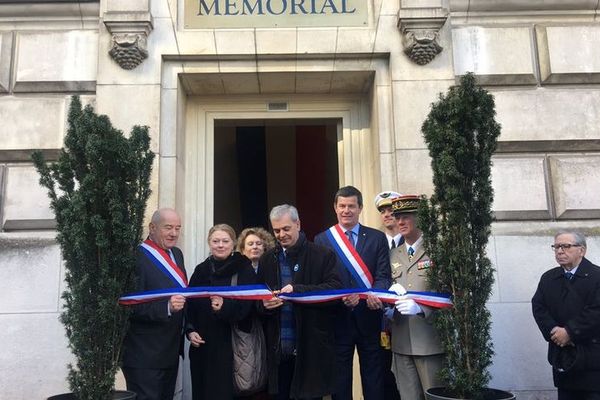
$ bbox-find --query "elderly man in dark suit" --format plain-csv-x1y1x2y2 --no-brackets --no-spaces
315,186,391,400
532,231,600,400
121,208,188,400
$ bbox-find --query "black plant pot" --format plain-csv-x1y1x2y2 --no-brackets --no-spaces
426,387,515,400
48,390,136,400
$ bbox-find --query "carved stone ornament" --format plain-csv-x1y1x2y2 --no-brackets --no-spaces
402,30,443,66
108,33,148,70
398,5,448,66
104,12,153,71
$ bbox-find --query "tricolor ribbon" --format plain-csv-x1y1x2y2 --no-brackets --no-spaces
325,225,373,288
119,284,272,305
119,285,452,309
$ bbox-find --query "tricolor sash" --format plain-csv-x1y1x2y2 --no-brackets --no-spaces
140,239,188,288
119,286,452,309
325,225,373,288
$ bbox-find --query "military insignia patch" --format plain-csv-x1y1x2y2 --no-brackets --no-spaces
417,260,433,270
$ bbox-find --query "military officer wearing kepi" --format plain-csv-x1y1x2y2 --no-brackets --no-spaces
532,231,600,400
374,191,404,250
388,195,444,400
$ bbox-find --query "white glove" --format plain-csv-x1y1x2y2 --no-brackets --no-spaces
394,296,422,315
389,283,407,296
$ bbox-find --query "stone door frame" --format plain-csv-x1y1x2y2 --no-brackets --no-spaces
159,55,394,264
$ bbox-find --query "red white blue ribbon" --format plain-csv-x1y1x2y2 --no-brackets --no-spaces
140,239,188,288
119,285,452,308
325,225,373,288
119,284,272,305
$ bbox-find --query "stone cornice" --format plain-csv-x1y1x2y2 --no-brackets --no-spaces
0,2,99,29
449,0,600,24
449,0,600,13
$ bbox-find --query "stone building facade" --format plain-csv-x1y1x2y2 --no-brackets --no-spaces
1,0,599,399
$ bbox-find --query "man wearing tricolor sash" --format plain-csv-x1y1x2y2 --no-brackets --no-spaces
121,208,188,400
315,186,391,400
388,195,444,400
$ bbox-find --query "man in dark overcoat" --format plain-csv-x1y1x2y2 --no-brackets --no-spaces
532,230,600,400
121,208,187,400
257,204,342,400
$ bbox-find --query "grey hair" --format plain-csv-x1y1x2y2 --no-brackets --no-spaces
151,208,177,225
554,230,587,248
269,204,299,222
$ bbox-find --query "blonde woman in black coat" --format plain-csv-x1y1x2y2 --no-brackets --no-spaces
186,224,256,400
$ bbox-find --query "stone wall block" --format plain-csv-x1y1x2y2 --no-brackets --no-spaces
0,313,72,399
494,235,556,303
106,0,149,12
488,302,555,392
491,156,551,220
0,96,67,150
453,26,537,85
336,27,376,53
256,28,297,54
394,149,434,195
297,28,337,54
176,30,218,55
0,32,13,93
536,25,600,84
3,165,55,230
493,88,600,142
549,155,600,219
392,80,453,150
373,15,401,53
215,29,256,55
96,84,161,153
0,238,60,313
13,31,98,92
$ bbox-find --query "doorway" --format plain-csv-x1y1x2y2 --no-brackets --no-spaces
213,119,339,240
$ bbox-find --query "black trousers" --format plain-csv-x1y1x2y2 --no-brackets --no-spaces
332,319,383,400
558,388,600,400
274,356,322,400
122,366,178,400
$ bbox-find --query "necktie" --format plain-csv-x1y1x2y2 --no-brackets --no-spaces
408,246,415,261
345,231,355,247
390,239,396,249
564,271,574,281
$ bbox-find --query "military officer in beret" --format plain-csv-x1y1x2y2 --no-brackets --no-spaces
388,195,444,400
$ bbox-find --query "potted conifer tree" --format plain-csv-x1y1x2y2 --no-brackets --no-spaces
418,73,514,400
33,96,155,400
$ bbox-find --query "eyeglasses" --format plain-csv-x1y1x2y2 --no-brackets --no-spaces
551,244,582,251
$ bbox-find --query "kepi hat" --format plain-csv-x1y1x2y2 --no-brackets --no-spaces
374,191,402,211
391,194,421,215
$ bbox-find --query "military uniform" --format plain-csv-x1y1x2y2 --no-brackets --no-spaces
390,239,444,400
